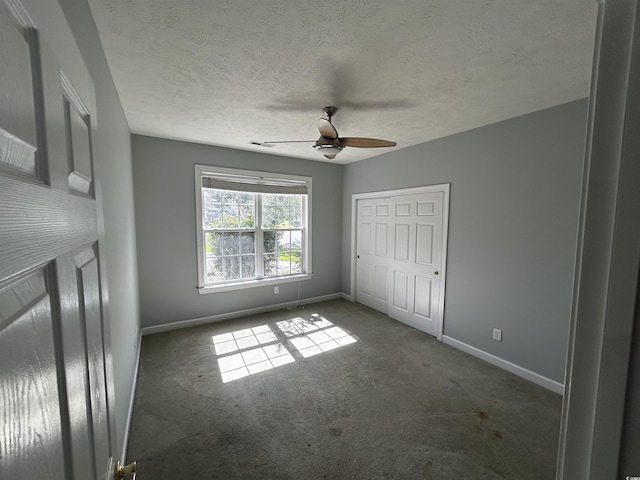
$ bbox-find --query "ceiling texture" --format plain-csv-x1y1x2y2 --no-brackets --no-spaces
87,0,598,164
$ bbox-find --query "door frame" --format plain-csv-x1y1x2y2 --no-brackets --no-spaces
556,0,640,477
350,183,451,340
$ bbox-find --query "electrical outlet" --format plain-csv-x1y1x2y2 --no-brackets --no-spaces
493,328,502,342
274,286,279,294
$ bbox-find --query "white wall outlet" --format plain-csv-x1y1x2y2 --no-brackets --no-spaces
274,286,279,294
493,328,503,342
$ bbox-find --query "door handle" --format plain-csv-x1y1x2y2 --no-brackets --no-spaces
434,271,439,275
115,460,136,480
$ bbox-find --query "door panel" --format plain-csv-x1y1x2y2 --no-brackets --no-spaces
392,270,409,310
374,265,388,303
56,251,96,480
0,268,66,480
0,1,38,177
416,224,434,265
375,223,388,256
64,88,94,196
356,197,392,313
0,1,113,479
358,222,372,254
75,247,110,480
414,276,432,319
394,223,410,261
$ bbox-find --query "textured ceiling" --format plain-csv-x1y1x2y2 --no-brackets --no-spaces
87,0,598,164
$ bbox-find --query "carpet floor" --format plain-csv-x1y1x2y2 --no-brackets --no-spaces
127,299,562,479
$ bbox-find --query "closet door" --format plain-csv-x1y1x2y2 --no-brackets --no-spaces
354,186,448,338
387,192,445,337
355,197,392,313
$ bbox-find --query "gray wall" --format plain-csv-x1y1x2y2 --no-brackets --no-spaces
132,136,343,329
342,100,588,384
33,0,141,461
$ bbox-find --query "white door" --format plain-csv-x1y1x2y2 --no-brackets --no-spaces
354,186,448,338
387,192,444,337
356,197,392,313
0,1,114,480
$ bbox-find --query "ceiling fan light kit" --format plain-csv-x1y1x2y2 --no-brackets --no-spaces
313,137,344,155
262,106,396,160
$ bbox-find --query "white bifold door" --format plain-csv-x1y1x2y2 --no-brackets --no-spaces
355,186,448,338
0,1,115,480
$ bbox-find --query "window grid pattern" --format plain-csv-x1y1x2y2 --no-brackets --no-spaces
202,189,305,286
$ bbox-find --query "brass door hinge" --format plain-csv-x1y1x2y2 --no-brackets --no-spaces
115,460,137,480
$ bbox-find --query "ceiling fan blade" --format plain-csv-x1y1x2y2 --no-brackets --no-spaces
340,137,396,148
324,154,337,160
318,118,338,139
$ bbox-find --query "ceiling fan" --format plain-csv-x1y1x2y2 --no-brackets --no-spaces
263,106,396,159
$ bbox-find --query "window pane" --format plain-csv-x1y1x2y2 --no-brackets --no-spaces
240,232,255,254
262,194,297,229
206,190,254,229
262,194,277,206
263,254,277,277
224,256,240,280
237,192,253,203
242,254,255,278
277,231,292,276
263,230,278,254
278,260,292,276
290,257,302,274
206,256,225,284
262,206,277,228
203,189,222,229
206,232,223,256
223,233,240,255
222,203,239,228
291,230,302,273
239,202,255,228
208,188,223,203
278,230,291,255
293,196,303,228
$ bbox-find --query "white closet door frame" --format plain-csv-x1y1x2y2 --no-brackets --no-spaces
350,184,450,340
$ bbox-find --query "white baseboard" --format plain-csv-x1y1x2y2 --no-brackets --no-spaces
141,292,345,336
442,335,564,395
120,334,142,463
340,292,353,302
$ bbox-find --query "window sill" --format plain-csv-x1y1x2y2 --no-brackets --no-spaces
197,273,313,294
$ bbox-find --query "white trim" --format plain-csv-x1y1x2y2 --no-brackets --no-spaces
557,2,640,478
442,335,565,395
141,292,343,336
120,334,142,463
197,273,313,294
340,292,354,302
350,183,450,341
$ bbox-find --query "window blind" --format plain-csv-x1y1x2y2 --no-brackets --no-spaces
202,172,308,195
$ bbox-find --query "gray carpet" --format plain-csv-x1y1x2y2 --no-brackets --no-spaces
127,299,561,479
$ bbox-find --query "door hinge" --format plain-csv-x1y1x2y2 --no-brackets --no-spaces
115,460,137,480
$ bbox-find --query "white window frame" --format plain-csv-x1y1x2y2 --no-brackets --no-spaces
195,165,313,294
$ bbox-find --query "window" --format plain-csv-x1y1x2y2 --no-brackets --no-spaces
195,165,312,292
